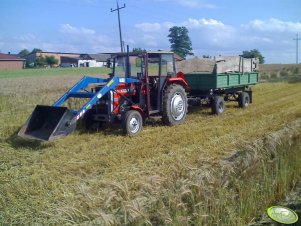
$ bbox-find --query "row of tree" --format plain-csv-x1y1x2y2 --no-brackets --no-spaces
132,26,264,63
18,48,42,57
33,56,58,67
18,48,58,68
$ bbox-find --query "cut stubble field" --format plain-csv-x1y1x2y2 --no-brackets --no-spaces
0,69,301,224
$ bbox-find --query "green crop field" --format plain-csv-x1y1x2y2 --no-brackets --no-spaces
0,67,301,225
0,67,110,79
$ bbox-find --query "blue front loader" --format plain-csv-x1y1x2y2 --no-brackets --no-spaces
18,75,139,141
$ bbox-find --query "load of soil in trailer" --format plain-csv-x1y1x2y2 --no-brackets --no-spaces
176,56,259,90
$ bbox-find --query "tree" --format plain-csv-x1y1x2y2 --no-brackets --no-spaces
18,49,30,57
132,47,146,53
31,48,42,54
34,56,46,67
45,56,58,67
241,49,265,64
168,26,193,59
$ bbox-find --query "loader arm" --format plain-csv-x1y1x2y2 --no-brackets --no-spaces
18,76,139,141
69,76,139,124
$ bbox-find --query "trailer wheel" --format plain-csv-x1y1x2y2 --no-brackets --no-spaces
162,84,188,126
238,92,250,108
121,110,143,136
211,96,225,115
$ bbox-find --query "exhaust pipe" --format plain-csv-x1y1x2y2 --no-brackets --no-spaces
18,105,76,141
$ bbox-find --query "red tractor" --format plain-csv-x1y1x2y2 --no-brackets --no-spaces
86,51,190,136
18,50,190,140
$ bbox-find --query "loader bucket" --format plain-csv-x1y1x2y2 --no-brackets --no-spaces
18,105,77,141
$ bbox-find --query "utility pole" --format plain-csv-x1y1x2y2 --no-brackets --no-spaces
111,1,126,54
293,34,301,64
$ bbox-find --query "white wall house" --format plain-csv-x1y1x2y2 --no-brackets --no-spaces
78,59,105,67
60,54,110,68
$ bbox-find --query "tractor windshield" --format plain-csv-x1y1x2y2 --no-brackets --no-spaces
113,55,143,78
147,53,175,77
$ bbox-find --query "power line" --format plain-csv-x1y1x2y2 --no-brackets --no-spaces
293,34,301,64
111,1,126,54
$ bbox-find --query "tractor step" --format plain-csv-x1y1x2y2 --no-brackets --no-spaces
18,105,76,141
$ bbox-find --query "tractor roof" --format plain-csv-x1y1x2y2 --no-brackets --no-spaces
110,51,183,61
147,50,174,54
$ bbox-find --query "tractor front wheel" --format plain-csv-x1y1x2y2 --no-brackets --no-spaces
121,110,143,136
162,84,188,126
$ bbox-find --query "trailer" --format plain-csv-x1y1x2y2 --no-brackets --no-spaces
184,71,258,114
178,56,259,114
18,50,259,141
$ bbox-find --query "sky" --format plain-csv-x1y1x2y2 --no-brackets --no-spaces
1,0,301,63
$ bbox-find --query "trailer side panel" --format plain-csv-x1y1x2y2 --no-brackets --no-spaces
185,72,258,91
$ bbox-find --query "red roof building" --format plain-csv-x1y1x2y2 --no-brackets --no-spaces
0,53,25,69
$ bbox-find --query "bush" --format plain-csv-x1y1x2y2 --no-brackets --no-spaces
260,73,269,80
270,73,277,79
288,76,301,83
45,56,58,67
280,70,288,77
34,56,47,67
293,67,299,75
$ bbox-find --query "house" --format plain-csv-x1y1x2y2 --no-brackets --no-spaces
0,53,25,69
60,54,111,67
23,51,81,66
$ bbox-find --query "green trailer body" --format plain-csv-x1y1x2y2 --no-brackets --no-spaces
184,72,259,91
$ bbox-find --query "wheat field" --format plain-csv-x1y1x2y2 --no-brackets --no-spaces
0,70,301,224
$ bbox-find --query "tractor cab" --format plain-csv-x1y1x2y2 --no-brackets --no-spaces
111,51,176,77
111,51,178,113
145,52,177,113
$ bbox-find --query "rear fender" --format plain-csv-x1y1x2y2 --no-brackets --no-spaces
166,75,190,92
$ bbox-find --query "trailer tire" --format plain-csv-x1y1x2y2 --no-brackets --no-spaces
121,110,143,136
162,84,188,126
211,96,225,115
238,92,250,108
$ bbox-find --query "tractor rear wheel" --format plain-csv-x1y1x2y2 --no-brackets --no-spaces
121,110,143,136
238,92,250,108
162,84,188,126
211,96,225,115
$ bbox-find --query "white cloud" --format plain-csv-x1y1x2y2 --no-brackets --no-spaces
134,18,225,33
183,18,225,28
247,36,273,43
1,23,117,54
134,22,175,33
57,24,116,52
248,18,301,33
13,33,38,42
142,34,159,47
134,23,162,32
60,24,95,35
175,0,216,8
